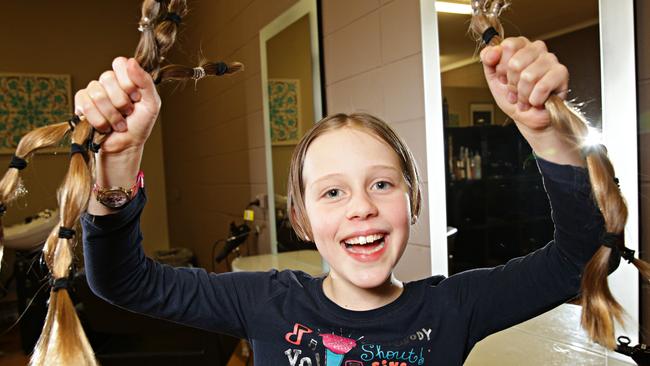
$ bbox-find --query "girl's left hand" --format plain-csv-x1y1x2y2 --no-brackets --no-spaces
480,37,569,133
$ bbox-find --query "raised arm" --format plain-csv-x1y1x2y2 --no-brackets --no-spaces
79,58,263,338
440,36,607,347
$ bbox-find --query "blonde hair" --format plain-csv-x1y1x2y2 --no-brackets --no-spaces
0,1,243,364
287,113,422,241
469,0,650,349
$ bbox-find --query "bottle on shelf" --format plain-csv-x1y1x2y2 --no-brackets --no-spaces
464,148,472,180
473,151,482,180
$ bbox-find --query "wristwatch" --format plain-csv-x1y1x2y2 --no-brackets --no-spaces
93,171,144,209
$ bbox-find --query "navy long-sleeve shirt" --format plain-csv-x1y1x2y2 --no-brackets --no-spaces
82,158,604,365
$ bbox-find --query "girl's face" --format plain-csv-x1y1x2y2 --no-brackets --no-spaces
302,127,411,289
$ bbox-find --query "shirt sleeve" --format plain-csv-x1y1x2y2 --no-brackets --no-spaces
81,189,278,340
441,157,605,347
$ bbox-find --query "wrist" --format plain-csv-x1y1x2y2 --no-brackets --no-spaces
95,146,144,187
517,124,585,167
88,147,144,216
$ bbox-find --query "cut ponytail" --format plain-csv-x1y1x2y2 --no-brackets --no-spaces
469,0,650,349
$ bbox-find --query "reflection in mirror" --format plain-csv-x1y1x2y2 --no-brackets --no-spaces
260,0,323,254
437,0,600,273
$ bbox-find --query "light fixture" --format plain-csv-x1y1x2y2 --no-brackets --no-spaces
436,1,472,15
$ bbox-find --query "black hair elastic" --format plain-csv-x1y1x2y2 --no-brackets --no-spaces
482,27,500,45
621,247,636,264
9,155,27,170
51,277,72,292
0,203,6,216
602,232,623,273
601,232,636,273
68,114,81,130
58,226,76,239
215,62,229,76
70,143,89,163
164,12,182,25
89,141,101,153
85,128,101,153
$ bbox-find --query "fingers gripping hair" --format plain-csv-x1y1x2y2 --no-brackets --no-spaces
469,0,650,350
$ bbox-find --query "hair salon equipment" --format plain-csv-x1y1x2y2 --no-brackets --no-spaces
214,222,252,264
615,336,650,366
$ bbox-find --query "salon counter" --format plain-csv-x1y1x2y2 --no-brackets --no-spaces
230,250,324,276
466,303,636,365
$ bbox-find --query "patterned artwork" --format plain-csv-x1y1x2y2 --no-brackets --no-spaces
0,73,72,152
269,79,301,145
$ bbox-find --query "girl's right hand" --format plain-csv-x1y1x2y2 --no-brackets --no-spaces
75,57,161,154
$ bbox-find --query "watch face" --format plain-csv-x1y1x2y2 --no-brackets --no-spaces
99,190,130,208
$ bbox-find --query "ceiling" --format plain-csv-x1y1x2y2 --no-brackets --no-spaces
438,0,599,70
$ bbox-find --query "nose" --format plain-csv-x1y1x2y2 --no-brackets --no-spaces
345,191,379,220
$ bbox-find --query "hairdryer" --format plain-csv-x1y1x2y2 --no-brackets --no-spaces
215,222,251,263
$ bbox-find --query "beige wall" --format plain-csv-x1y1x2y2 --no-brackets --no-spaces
159,0,299,269
442,25,601,127
442,86,510,127
637,0,650,344
1,1,169,259
322,0,431,281
268,14,314,197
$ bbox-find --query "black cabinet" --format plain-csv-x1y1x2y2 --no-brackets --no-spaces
445,125,554,274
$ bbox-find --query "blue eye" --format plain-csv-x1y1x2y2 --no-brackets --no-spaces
373,181,392,190
324,189,341,198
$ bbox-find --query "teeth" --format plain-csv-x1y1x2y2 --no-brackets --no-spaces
344,234,384,245
346,242,385,254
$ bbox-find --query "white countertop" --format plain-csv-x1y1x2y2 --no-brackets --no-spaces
231,250,324,276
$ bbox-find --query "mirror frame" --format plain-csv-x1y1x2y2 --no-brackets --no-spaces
260,0,324,254
420,0,639,342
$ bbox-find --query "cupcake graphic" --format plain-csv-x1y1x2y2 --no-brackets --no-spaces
319,333,357,366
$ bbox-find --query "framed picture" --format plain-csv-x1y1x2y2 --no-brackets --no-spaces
268,78,301,145
0,73,72,153
469,103,494,126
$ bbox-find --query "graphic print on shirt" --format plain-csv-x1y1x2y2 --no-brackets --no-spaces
283,322,432,366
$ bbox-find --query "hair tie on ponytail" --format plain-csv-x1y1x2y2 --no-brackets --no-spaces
88,141,101,153
51,277,73,292
138,17,152,32
85,129,101,153
70,143,89,163
68,115,81,130
482,27,500,45
621,247,636,264
192,66,206,80
58,226,76,239
9,155,27,170
601,232,622,249
0,203,6,216
603,233,623,273
215,62,229,76
164,12,182,25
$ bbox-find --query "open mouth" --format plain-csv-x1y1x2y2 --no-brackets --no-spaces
341,233,386,255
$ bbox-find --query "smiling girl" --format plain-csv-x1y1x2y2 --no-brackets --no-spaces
82,37,603,365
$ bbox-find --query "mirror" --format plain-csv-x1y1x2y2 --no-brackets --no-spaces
260,0,324,254
436,0,600,272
